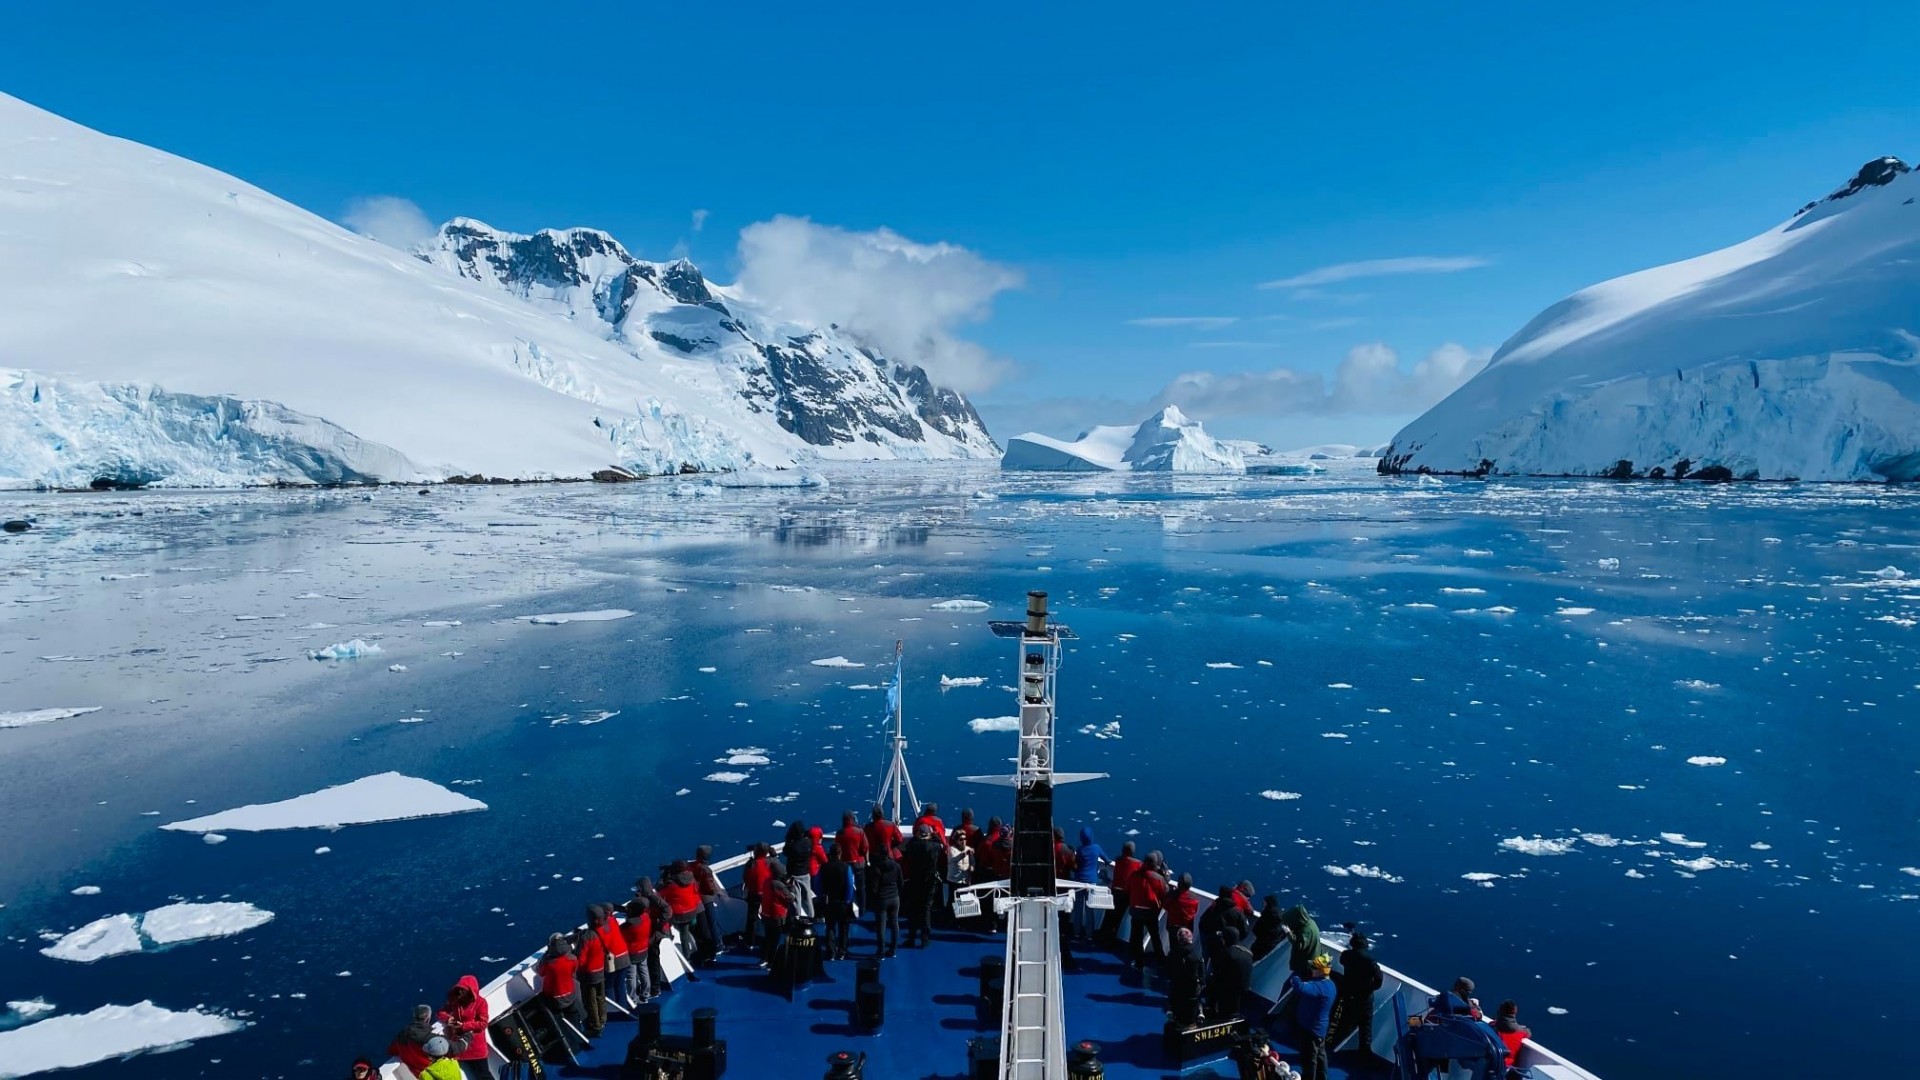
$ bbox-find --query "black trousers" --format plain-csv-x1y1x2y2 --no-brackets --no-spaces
1328,991,1374,1056
904,885,933,939
872,896,900,952
742,894,763,949
1298,1034,1328,1080
1128,908,1162,965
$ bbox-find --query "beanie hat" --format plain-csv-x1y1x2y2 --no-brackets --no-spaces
425,1036,450,1057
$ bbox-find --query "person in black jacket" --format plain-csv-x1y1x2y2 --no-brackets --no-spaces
1251,895,1285,960
1166,927,1205,1026
901,823,943,948
1208,926,1253,1021
1329,931,1384,1058
868,851,903,957
820,842,858,960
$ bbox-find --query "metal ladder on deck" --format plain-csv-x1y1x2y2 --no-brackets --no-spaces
1000,897,1067,1080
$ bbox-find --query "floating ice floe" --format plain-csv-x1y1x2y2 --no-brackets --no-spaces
517,609,635,625
1323,864,1404,884
1675,679,1720,691
1260,790,1302,801
809,656,864,668
723,748,770,766
1077,721,1122,740
161,772,486,832
1658,832,1708,849
387,664,407,673
1462,872,1502,887
1898,867,1920,877
1624,869,1647,879
307,639,380,661
1686,756,1728,767
1499,836,1578,856
1597,558,1621,570
39,914,142,962
1555,607,1596,616
1673,856,1742,872
940,675,987,688
928,599,990,612
968,716,1020,733
1547,1006,1569,1016
0,706,101,730
1579,833,1624,848
1327,682,1353,689
1205,662,1242,670
1320,732,1349,739
68,886,100,896
5,999,55,1021
704,772,749,784
140,902,274,945
0,1001,245,1075
422,619,462,627
1872,566,1907,580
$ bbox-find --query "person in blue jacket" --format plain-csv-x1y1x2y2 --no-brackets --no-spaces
1285,952,1338,1080
1071,826,1105,942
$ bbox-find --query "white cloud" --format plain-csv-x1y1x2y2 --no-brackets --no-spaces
1126,316,1240,330
1259,256,1490,290
691,208,710,232
1149,342,1490,418
341,195,435,250
734,215,1022,394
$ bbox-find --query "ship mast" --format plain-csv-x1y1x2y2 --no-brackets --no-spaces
874,640,920,823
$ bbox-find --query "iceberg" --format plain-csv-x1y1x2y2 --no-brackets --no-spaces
40,903,274,963
1002,406,1245,473
516,609,635,625
0,1002,245,1076
39,914,143,963
160,772,486,832
0,706,101,730
1382,157,1920,481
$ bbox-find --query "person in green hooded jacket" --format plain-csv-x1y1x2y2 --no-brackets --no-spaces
1279,904,1320,977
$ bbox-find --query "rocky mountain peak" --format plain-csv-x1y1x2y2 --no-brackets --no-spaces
1796,155,1911,215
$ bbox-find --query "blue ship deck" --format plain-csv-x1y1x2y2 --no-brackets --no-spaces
548,926,1389,1080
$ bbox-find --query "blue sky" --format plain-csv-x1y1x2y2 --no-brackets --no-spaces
4,2,1917,446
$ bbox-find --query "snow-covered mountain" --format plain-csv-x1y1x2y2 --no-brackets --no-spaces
416,220,994,459
1001,406,1245,472
0,93,993,489
1380,157,1920,482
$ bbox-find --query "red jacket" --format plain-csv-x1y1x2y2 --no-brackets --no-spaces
1496,1025,1529,1064
598,919,627,961
621,908,651,956
1162,887,1199,930
438,974,490,1062
809,830,829,876
957,821,981,849
578,926,607,974
1054,841,1075,879
915,814,946,846
1230,888,1253,915
659,879,702,917
866,818,904,859
1111,856,1141,894
743,853,772,896
760,876,791,921
388,1032,432,1074
693,858,722,898
1127,867,1166,910
538,953,579,1000
838,824,870,865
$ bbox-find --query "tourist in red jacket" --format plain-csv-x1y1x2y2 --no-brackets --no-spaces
956,807,980,850
436,974,490,1073
1126,852,1169,967
620,896,654,1004
741,843,773,949
691,845,724,963
659,861,704,961
576,908,609,1037
1162,873,1200,933
386,1004,435,1074
1493,1000,1532,1065
1052,826,1075,880
596,904,632,1008
914,803,947,854
865,804,904,865
537,933,587,1030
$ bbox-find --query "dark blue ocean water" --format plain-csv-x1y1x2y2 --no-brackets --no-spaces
2,465,1917,1078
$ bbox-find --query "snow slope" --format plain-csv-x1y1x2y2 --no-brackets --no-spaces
0,93,992,488
1001,406,1246,472
1381,157,1920,481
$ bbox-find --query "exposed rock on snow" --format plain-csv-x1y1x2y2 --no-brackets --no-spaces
0,1001,245,1075
0,93,993,490
1002,406,1245,473
160,772,486,832
1381,156,1920,481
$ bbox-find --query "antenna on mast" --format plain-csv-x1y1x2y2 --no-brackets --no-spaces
875,640,920,822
